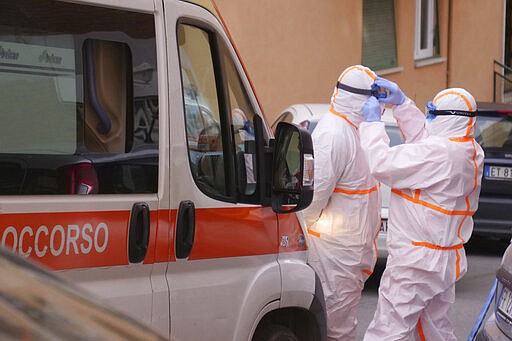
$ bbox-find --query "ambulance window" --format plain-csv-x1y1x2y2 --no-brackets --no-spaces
0,0,158,195
178,24,227,197
220,43,257,196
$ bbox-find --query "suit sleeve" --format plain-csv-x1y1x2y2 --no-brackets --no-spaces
392,97,427,143
359,121,446,190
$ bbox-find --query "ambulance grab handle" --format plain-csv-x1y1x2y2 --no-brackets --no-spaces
128,202,150,263
176,200,195,259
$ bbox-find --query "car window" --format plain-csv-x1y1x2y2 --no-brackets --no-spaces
178,23,260,202
475,115,512,149
220,40,258,196
178,24,226,196
0,0,158,195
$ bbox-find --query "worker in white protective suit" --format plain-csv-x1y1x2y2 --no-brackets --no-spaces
359,79,484,341
301,65,382,340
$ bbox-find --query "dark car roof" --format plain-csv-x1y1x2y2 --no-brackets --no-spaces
477,102,512,114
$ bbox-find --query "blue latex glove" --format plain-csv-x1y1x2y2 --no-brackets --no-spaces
374,77,405,105
362,97,382,122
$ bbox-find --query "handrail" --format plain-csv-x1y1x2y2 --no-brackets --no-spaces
494,60,512,74
493,60,512,102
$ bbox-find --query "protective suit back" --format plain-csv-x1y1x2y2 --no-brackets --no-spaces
302,65,382,340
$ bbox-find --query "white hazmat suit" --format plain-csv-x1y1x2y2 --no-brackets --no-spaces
302,65,382,340
360,87,484,340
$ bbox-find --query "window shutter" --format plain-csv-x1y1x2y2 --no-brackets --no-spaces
362,0,398,70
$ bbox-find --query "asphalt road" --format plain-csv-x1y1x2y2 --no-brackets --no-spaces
356,236,510,340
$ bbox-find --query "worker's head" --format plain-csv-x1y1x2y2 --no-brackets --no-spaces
426,88,477,137
331,65,378,114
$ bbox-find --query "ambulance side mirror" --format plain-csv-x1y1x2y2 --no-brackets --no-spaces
271,122,314,213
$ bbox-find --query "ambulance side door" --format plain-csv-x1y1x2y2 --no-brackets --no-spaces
165,2,282,340
0,0,170,336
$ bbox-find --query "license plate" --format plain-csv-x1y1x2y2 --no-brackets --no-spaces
380,219,388,233
485,165,512,180
498,286,512,321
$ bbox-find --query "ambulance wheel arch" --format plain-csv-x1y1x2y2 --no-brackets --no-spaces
251,305,324,341
247,268,325,341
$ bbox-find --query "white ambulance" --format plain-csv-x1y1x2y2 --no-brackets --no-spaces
0,0,326,340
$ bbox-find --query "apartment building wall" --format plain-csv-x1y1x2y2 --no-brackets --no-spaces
449,1,504,102
214,0,363,120
214,0,504,122
386,0,448,108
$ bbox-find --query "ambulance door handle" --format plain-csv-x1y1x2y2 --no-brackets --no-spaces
175,200,195,259
128,202,150,264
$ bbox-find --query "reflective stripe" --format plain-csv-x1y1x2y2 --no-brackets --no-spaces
334,186,377,195
417,317,427,341
307,229,321,238
339,65,377,82
433,90,474,111
391,189,475,216
465,117,475,138
471,139,479,191
411,241,463,250
454,138,480,244
329,107,358,129
455,248,461,279
364,222,382,276
0,206,288,270
449,136,474,142
398,125,406,142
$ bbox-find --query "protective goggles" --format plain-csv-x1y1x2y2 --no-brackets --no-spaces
336,81,388,99
425,101,477,121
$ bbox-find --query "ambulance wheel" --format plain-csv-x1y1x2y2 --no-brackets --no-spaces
253,324,299,341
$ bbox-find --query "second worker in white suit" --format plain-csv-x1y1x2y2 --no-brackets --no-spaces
360,79,484,340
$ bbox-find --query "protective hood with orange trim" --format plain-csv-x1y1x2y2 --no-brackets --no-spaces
329,65,384,126
425,88,477,138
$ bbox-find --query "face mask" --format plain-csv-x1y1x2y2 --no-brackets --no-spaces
425,100,477,122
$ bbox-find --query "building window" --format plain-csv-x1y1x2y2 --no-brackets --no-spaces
362,0,398,71
415,0,439,60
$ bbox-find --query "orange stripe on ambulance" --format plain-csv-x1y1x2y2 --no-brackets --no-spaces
1,223,108,258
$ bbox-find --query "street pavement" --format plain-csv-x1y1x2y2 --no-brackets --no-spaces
356,236,510,340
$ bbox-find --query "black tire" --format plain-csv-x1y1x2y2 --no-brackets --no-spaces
253,324,299,341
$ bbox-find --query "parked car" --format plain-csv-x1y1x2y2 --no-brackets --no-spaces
273,104,404,259
475,240,512,340
271,104,326,133
0,246,165,340
473,102,512,240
